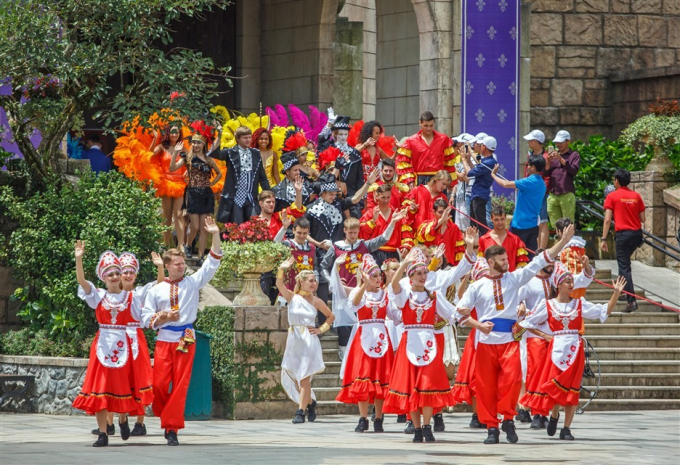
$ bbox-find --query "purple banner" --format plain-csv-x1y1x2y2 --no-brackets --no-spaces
461,0,520,193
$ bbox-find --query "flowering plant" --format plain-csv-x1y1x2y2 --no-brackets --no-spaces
213,217,291,284
622,98,680,152
22,75,61,101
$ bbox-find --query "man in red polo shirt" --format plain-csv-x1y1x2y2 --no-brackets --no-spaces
396,111,458,187
601,168,645,312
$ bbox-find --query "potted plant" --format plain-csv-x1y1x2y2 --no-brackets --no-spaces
213,217,291,306
621,98,680,172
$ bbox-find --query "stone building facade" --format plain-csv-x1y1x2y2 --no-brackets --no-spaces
229,0,678,171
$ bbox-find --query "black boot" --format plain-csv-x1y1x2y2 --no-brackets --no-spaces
374,417,384,433
433,413,445,432
307,400,317,422
396,414,407,423
484,427,500,444
292,409,305,424
501,419,519,443
469,413,487,429
413,427,423,443
515,408,531,423
355,417,369,433
91,424,115,436
130,422,147,436
119,420,130,441
93,432,108,447
547,415,559,437
560,427,575,440
166,430,179,446
404,420,415,434
530,414,542,429
423,425,435,443
540,416,549,429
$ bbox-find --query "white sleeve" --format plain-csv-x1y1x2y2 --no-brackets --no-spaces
433,252,476,291
130,292,143,322
512,251,550,288
133,281,156,305
581,298,609,323
141,289,160,329
520,300,549,330
187,252,222,289
386,299,402,323
388,283,408,309
348,287,365,314
573,267,595,290
434,291,458,322
77,281,104,309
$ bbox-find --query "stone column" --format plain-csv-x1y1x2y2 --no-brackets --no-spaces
333,17,364,121
235,0,261,114
630,171,669,266
518,1,532,177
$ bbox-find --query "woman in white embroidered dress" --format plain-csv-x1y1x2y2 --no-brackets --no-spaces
519,262,625,440
276,257,335,424
73,243,140,448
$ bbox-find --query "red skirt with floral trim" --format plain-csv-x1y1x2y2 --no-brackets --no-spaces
382,332,455,414
336,327,394,404
520,337,585,411
451,328,477,405
129,328,154,415
72,332,141,415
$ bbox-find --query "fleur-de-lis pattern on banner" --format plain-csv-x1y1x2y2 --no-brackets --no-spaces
461,0,520,193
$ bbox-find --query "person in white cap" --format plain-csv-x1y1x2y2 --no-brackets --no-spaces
523,130,550,249
461,136,498,233
452,133,475,230
545,130,580,229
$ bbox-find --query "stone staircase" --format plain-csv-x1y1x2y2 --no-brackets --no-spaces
315,267,680,415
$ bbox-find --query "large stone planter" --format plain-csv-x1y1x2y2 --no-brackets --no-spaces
232,265,273,307
645,145,674,172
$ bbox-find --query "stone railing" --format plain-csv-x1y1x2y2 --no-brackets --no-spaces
662,186,680,273
0,355,87,414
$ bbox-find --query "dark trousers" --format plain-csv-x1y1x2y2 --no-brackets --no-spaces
316,282,330,325
615,229,643,303
510,226,539,259
337,326,353,347
471,197,490,233
229,201,259,224
259,271,278,305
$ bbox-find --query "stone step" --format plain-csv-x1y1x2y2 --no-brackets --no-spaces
577,324,680,336
585,373,680,387
611,301,665,313
601,312,679,324
580,385,680,400
598,360,680,374
576,398,680,411
455,335,680,348
321,361,341,375
592,268,613,279
593,348,680,361
320,335,339,350
584,288,646,300
314,373,342,388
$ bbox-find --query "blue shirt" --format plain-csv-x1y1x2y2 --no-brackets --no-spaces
511,174,547,230
83,147,112,174
467,156,497,201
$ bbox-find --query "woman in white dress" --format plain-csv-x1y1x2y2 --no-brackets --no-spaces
276,257,335,424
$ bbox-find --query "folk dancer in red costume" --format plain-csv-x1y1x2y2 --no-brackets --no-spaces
336,254,398,433
516,252,595,429
403,170,450,227
73,245,152,448
141,217,223,446
520,264,625,440
477,206,529,272
451,258,491,429
364,158,410,213
276,259,335,424
456,224,577,444
416,199,465,266
360,183,413,266
383,248,470,443
395,111,458,187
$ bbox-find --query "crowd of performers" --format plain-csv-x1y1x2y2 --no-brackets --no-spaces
75,106,627,447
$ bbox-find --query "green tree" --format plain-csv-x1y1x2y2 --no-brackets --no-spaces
0,0,232,183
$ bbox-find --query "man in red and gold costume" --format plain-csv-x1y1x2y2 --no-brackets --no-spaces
415,199,465,266
364,158,410,212
478,206,529,272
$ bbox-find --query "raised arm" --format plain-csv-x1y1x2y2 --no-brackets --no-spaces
350,167,380,204
168,142,186,172
151,251,165,284
275,257,295,303
74,240,91,295
491,164,516,189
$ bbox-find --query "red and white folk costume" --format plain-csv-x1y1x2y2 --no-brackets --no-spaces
382,253,464,414
337,256,397,404
451,258,490,405
457,251,554,430
519,265,609,411
518,262,594,415
478,230,529,272
73,252,151,414
141,250,222,433
119,252,155,415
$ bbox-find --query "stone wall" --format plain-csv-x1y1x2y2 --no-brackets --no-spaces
630,171,669,267
0,355,86,414
529,0,680,142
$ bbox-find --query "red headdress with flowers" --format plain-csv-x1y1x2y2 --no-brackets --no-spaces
551,261,573,288
283,130,309,157
318,146,342,171
361,254,380,277
189,120,215,144
407,249,428,277
96,251,122,281
119,252,140,274
471,258,490,282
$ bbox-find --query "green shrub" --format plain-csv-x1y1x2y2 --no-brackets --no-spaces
195,305,235,417
0,170,166,344
0,327,90,357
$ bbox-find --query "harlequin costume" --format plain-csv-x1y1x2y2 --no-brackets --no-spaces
519,268,609,418
478,230,529,272
73,252,151,415
457,250,555,442
396,130,458,186
119,253,155,417
337,256,396,407
416,218,465,266
141,250,222,435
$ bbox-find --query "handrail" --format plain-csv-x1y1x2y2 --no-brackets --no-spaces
576,200,680,262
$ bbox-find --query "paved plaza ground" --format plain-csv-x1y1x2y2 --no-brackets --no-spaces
1,410,678,464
